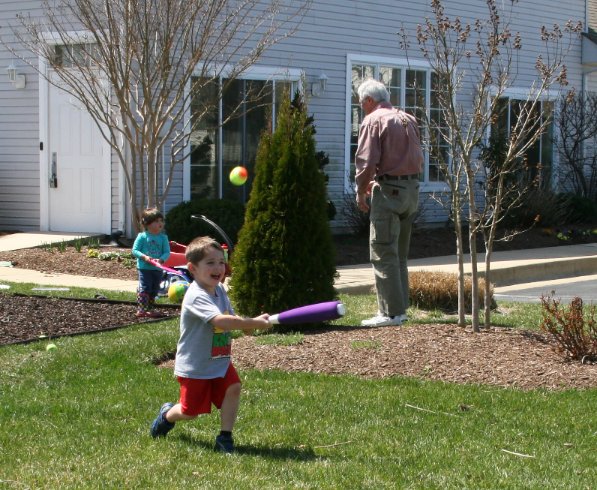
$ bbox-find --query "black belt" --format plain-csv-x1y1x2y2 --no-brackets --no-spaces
376,174,418,181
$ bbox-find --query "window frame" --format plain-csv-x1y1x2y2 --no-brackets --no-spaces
486,86,560,191
183,65,303,201
345,54,448,193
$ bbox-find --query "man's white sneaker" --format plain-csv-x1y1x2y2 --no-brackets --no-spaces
361,315,403,327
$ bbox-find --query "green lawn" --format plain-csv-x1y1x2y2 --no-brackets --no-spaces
0,290,595,488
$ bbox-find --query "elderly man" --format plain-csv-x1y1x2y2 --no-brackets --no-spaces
355,79,424,327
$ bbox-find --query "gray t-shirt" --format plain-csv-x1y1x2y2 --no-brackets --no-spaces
174,281,234,379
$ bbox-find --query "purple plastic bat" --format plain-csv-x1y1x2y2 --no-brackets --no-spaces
268,301,346,325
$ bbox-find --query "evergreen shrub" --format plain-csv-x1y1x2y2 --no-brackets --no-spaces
558,193,597,224
501,188,570,228
229,93,337,326
165,199,245,245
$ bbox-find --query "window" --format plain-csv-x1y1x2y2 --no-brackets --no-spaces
349,58,445,185
189,74,297,203
492,97,554,188
53,43,98,68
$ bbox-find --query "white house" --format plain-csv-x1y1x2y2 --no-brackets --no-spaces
1,1,595,236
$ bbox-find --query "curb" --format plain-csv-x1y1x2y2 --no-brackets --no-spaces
482,255,597,286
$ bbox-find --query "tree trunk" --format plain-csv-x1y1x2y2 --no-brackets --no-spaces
454,211,466,327
469,223,480,333
466,163,480,333
484,247,493,328
483,214,499,329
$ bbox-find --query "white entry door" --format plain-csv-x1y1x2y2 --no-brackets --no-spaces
48,81,109,233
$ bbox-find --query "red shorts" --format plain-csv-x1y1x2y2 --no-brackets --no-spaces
177,363,241,416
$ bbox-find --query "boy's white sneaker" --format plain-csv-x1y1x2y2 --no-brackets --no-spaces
361,315,403,327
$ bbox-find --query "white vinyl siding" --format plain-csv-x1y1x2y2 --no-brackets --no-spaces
588,0,597,31
0,2,44,229
0,0,588,232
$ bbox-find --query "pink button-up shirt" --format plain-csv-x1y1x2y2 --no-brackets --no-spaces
355,102,424,194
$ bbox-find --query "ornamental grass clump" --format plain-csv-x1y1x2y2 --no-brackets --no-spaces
409,271,494,313
540,295,597,362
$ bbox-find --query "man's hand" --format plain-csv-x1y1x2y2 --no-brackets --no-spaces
356,181,374,213
356,192,369,213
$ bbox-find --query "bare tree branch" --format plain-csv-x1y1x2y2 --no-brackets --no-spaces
405,0,582,331
2,0,309,231
556,90,597,199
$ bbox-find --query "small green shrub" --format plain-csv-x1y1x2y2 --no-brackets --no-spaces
558,193,597,224
86,237,101,249
409,271,494,313
540,295,597,362
165,199,245,245
98,251,120,261
91,251,135,269
73,238,84,252
502,188,570,228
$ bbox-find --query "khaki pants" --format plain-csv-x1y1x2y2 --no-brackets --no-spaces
369,178,419,317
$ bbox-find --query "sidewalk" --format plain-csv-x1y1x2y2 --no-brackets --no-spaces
1,232,597,298
337,243,597,294
0,232,97,252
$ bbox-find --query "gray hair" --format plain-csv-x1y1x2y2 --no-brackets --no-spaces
357,79,390,103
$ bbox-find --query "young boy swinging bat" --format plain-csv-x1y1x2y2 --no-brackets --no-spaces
149,237,271,453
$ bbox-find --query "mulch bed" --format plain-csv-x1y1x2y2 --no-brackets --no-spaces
0,294,178,346
2,227,597,390
228,324,597,391
2,292,596,391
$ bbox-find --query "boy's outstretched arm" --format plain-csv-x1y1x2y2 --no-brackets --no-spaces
211,314,271,332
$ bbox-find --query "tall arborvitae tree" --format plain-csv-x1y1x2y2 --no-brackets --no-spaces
229,93,337,321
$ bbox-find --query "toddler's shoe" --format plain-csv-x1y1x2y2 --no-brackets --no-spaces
150,402,175,438
147,310,166,318
214,434,235,454
136,310,165,319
